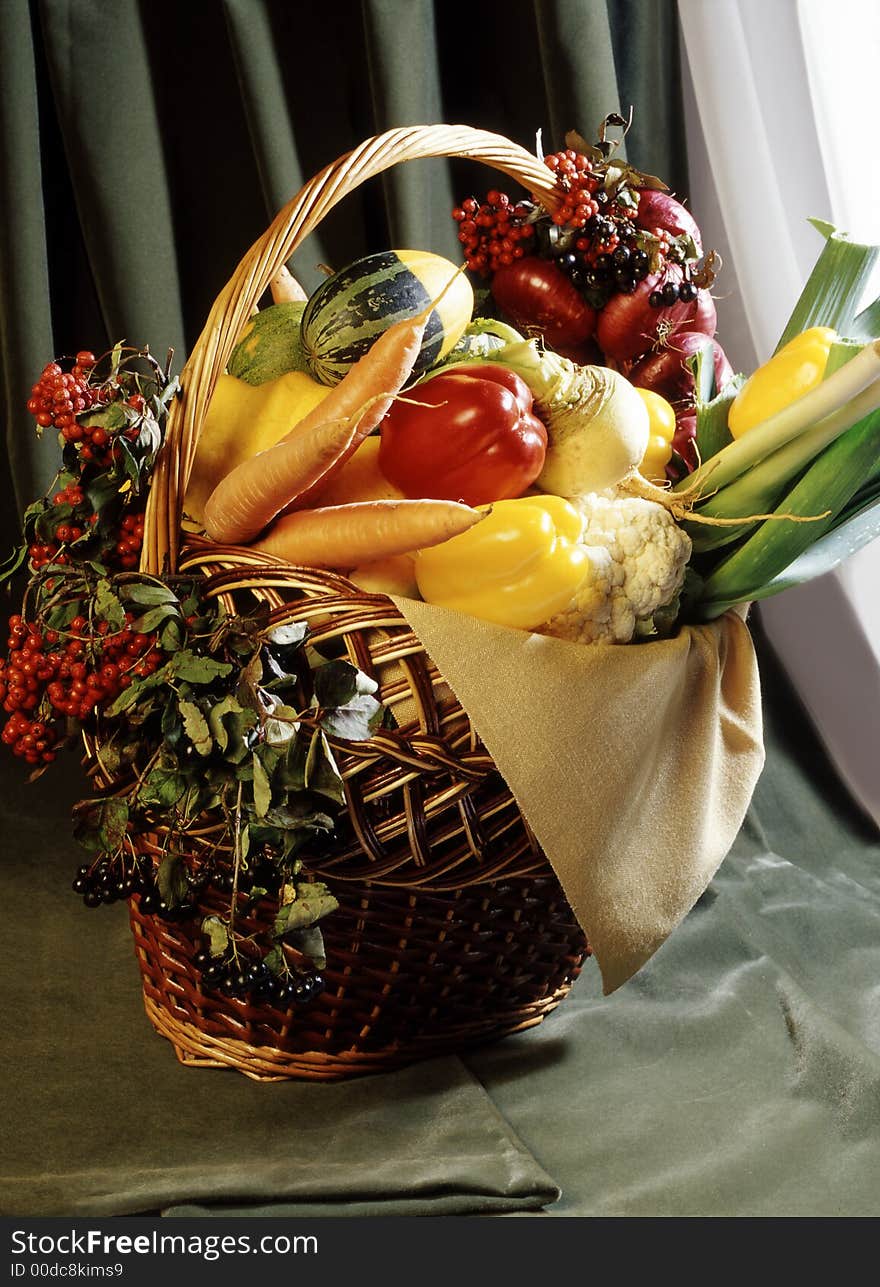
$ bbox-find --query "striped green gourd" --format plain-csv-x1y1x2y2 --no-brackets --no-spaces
300,250,473,386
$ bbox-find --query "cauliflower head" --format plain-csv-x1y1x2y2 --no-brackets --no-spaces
540,491,692,645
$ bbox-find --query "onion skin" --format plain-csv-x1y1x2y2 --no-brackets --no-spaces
634,189,703,253
629,331,734,404
596,267,717,361
491,257,597,348
553,336,605,366
672,408,698,475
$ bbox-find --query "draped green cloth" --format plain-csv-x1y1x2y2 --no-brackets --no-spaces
0,0,686,541
2,623,878,1217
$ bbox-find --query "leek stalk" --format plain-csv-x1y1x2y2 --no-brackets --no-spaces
697,408,880,617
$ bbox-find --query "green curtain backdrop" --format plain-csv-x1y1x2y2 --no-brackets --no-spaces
0,0,686,548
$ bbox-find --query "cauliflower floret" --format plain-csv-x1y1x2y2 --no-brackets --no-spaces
541,492,692,645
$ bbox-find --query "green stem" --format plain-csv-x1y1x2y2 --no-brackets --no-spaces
228,780,244,949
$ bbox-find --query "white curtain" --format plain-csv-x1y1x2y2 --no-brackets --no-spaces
678,0,880,828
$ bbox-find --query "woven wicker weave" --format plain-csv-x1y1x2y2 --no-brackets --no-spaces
125,125,589,1081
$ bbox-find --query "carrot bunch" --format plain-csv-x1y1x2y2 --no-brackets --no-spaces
202,283,482,568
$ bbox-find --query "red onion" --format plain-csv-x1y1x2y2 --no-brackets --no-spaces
491,257,597,348
634,189,703,253
672,408,699,475
629,331,734,404
553,336,605,366
596,267,717,361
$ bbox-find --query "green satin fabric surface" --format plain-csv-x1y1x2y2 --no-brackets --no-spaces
0,747,560,1217
1,625,878,1218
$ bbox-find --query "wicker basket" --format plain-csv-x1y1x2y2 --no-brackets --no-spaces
126,125,589,1081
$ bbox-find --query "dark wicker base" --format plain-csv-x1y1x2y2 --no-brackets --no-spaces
130,877,590,1080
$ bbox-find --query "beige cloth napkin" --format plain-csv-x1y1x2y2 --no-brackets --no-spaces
389,597,764,993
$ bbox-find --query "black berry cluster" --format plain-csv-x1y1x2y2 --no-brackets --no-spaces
192,947,325,1007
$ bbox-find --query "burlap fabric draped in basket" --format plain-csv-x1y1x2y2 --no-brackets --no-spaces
389,599,763,993
127,125,764,1076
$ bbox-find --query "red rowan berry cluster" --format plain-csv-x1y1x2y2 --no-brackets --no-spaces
451,192,536,277
26,481,146,574
0,609,163,764
27,352,98,435
450,146,658,301
543,149,607,227
114,512,147,570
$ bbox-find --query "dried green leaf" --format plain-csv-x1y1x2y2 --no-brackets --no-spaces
264,702,299,747
232,650,264,711
0,542,28,586
179,699,212,756
86,472,123,516
320,691,382,742
304,728,345,805
630,169,669,192
104,663,171,715
132,603,179,633
138,766,187,808
120,582,179,607
201,914,230,959
207,694,242,753
159,617,183,652
35,503,73,541
71,796,129,853
274,881,339,936
267,622,309,648
171,652,233,684
263,945,286,977
44,599,80,631
252,751,272,818
157,853,189,908
82,402,128,432
287,925,327,969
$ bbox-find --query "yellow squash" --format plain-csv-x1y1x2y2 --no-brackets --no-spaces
728,326,837,440
183,370,330,525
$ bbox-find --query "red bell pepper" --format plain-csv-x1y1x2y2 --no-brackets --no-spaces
378,364,547,506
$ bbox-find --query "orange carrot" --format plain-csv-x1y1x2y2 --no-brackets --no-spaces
202,272,461,544
292,436,404,509
203,414,359,545
249,499,482,569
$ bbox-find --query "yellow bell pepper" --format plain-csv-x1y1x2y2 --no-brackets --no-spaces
634,388,676,482
728,326,837,440
183,370,330,525
414,495,590,630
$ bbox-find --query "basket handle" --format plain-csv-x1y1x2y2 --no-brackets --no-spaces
143,124,562,574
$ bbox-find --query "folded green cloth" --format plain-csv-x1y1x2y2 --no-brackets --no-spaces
0,758,558,1218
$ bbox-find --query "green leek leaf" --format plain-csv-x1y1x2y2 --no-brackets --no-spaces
775,220,879,351
756,498,880,597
